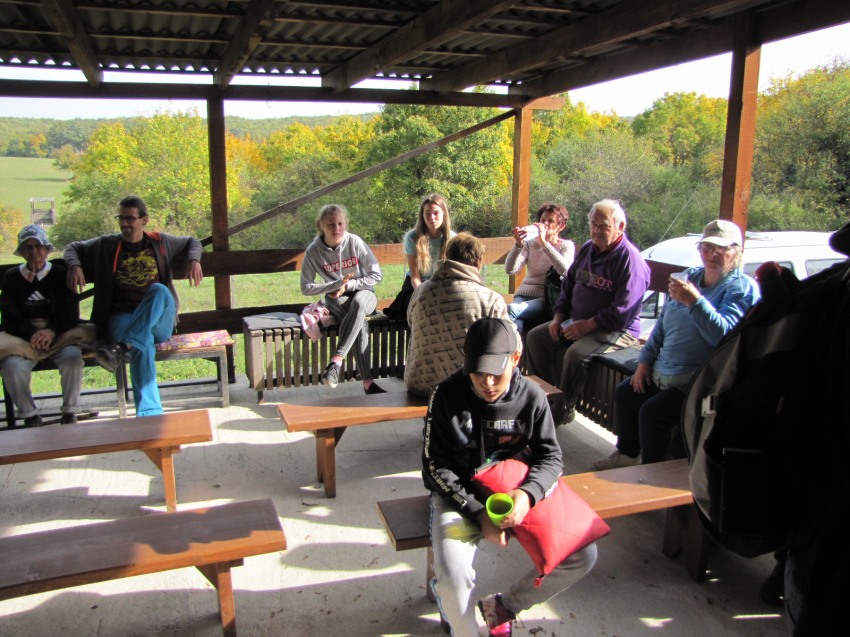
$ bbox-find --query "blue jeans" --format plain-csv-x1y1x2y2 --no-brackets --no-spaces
613,377,685,463
507,295,548,334
108,283,175,417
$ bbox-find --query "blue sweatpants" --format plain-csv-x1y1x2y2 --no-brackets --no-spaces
108,283,175,417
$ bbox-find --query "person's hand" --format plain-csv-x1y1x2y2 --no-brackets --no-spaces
511,226,527,248
328,273,354,299
668,276,700,307
630,362,653,393
548,316,564,342
478,510,510,547
500,489,531,528
534,222,548,247
30,328,55,351
67,265,86,293
186,260,203,287
563,318,596,341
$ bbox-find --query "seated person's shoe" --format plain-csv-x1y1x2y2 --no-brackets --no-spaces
322,363,340,388
593,450,640,471
759,559,786,607
557,408,576,426
364,382,387,395
95,343,126,374
23,414,44,428
60,413,78,425
478,593,515,637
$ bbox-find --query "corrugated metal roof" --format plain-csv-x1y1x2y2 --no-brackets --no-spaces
0,0,834,94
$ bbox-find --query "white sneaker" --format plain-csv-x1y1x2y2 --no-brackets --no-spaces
593,450,640,471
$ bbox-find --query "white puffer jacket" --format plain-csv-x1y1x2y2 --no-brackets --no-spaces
405,259,509,397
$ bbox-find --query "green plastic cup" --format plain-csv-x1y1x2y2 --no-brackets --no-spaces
486,493,514,526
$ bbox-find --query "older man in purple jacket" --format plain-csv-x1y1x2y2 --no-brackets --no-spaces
525,199,650,426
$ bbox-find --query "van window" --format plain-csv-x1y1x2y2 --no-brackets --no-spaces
743,261,793,278
806,258,844,277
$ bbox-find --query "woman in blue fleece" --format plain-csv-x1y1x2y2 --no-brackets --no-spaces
594,219,760,470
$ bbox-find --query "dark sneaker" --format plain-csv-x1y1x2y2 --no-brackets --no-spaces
557,408,576,426
364,382,387,395
95,344,123,374
478,593,515,637
60,413,78,425
322,363,340,389
759,559,786,607
23,414,44,428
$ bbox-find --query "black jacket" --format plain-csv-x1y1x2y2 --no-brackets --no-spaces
422,367,562,522
0,261,79,340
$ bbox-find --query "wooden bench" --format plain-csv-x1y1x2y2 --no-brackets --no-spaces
278,376,563,498
577,346,641,433
0,498,286,637
244,312,409,403
377,459,710,603
0,409,213,512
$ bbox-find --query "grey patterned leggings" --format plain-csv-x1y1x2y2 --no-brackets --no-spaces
323,289,377,381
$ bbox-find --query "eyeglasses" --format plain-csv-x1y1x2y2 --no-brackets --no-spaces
699,242,733,255
115,215,141,223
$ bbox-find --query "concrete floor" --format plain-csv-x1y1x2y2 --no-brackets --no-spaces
0,375,788,637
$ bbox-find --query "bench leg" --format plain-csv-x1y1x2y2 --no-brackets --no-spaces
663,503,711,582
426,547,436,602
315,427,346,498
115,362,128,418
143,446,181,512
198,559,243,637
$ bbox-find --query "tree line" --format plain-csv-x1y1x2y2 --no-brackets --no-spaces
2,59,848,253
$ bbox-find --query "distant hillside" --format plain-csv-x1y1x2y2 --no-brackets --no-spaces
0,113,378,158
0,157,73,218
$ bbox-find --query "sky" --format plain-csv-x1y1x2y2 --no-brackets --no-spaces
0,22,848,120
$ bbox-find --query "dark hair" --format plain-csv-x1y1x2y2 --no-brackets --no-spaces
118,195,148,217
535,202,569,228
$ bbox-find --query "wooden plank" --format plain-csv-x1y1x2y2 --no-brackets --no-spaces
278,377,563,432
207,95,233,311
646,259,688,294
0,499,286,602
719,11,761,233
40,0,103,86
0,410,212,464
423,0,756,94
509,106,532,294
214,0,289,88
274,328,284,389
322,0,522,92
211,111,516,244
377,459,693,551
283,328,293,389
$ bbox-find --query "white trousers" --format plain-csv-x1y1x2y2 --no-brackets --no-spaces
0,347,84,418
430,493,597,637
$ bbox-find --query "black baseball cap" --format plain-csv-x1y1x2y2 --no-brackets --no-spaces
462,318,519,376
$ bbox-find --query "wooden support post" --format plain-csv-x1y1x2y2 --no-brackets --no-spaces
719,12,761,235
143,446,180,512
509,107,532,294
207,96,232,311
197,560,240,637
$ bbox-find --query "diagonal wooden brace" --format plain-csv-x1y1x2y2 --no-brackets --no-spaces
143,446,181,512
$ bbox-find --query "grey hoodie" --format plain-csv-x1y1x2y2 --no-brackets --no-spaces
300,232,383,297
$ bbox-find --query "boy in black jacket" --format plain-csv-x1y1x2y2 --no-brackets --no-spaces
423,318,596,637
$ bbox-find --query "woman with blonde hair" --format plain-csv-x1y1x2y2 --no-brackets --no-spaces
301,204,385,394
385,193,455,321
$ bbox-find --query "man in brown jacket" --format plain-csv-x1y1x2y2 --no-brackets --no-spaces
405,233,512,396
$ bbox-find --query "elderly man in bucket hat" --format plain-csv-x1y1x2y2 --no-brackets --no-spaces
0,225,84,427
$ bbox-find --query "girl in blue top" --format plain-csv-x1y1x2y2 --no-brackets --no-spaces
404,192,455,289
594,219,760,469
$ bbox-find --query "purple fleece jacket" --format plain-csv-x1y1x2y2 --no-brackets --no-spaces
553,234,650,337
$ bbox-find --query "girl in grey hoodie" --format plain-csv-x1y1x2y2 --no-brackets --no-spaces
300,204,386,393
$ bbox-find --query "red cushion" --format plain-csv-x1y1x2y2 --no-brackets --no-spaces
472,459,610,578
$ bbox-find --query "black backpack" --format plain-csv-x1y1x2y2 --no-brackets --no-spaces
681,255,850,558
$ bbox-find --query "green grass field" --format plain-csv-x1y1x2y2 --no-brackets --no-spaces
0,157,72,217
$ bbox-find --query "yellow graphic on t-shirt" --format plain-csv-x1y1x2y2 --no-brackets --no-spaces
116,253,158,287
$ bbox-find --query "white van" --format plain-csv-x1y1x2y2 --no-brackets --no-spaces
639,231,846,335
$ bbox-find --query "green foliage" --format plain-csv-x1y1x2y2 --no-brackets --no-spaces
754,59,850,223
632,92,727,180
0,197,25,254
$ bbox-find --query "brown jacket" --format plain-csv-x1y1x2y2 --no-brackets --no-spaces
405,259,509,396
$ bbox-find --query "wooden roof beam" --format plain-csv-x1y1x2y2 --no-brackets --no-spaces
39,0,102,86
511,0,850,98
214,0,290,88
420,0,761,94
321,0,522,92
